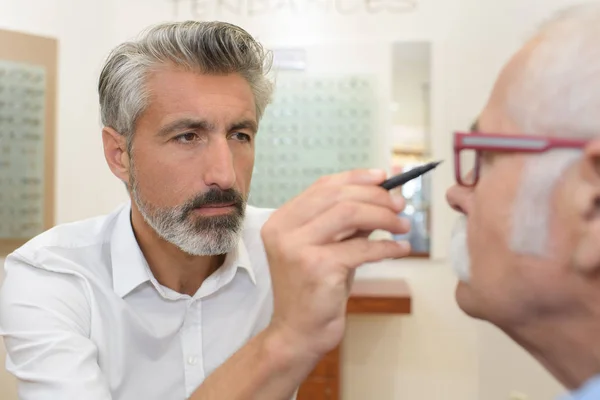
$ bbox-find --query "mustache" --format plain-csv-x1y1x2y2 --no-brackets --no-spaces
181,188,246,218
450,215,471,282
452,215,467,236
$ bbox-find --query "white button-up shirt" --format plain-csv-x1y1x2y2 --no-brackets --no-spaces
0,202,277,400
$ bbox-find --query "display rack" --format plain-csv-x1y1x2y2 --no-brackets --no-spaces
0,29,57,256
250,73,377,208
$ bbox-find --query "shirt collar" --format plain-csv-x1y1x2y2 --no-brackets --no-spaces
219,236,256,286
111,203,152,298
110,202,257,299
192,228,256,299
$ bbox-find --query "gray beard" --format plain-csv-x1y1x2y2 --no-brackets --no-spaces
129,171,245,256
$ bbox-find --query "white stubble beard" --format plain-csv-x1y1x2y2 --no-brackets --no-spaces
450,215,471,282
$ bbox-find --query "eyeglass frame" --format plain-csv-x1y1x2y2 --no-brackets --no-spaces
453,131,590,187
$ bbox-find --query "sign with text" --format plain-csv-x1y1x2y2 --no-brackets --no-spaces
272,48,307,71
170,0,418,17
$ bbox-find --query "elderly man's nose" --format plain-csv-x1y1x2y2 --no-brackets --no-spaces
446,184,467,214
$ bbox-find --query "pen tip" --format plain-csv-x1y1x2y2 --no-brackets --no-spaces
433,160,443,167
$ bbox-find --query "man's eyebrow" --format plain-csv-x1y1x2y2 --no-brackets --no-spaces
157,118,215,137
230,119,258,134
470,120,480,132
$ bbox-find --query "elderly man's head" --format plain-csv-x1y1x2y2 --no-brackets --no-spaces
447,4,600,328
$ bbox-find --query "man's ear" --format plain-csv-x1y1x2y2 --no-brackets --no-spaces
102,127,131,186
571,139,600,274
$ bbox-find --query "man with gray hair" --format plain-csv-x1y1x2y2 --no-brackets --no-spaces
448,3,600,399
0,21,409,399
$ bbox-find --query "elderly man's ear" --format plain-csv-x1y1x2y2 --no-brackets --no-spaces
571,139,600,274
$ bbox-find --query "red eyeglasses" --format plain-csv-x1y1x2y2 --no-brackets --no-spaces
453,131,589,187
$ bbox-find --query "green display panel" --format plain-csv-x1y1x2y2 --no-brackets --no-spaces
0,60,46,239
250,74,377,208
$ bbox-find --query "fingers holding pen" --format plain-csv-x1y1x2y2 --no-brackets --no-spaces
272,172,405,231
260,168,414,358
324,237,412,267
292,202,411,245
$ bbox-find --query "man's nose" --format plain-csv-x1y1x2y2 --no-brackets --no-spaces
202,137,237,190
446,184,468,214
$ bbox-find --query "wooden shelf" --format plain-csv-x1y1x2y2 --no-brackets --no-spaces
0,29,57,258
392,147,427,156
408,251,430,259
348,279,412,314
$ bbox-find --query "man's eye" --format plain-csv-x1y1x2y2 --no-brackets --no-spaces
232,132,251,142
175,132,197,143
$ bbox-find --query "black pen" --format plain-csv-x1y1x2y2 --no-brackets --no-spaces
379,160,443,190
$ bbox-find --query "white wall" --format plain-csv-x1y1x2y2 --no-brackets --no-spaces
0,0,588,399
52,0,129,223
479,323,565,400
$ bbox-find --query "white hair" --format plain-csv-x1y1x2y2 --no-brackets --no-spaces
504,3,600,256
509,150,581,255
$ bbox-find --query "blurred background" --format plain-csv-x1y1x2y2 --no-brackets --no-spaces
0,0,586,399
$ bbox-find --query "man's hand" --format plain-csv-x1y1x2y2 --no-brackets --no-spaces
261,169,411,360
189,169,410,400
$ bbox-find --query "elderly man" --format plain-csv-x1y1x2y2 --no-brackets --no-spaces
0,21,410,399
447,3,600,399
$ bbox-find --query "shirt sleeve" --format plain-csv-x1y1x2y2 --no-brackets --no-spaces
0,252,112,400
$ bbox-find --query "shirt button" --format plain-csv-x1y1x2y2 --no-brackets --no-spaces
187,356,198,366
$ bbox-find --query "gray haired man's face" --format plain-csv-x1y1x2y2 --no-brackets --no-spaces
127,67,258,256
